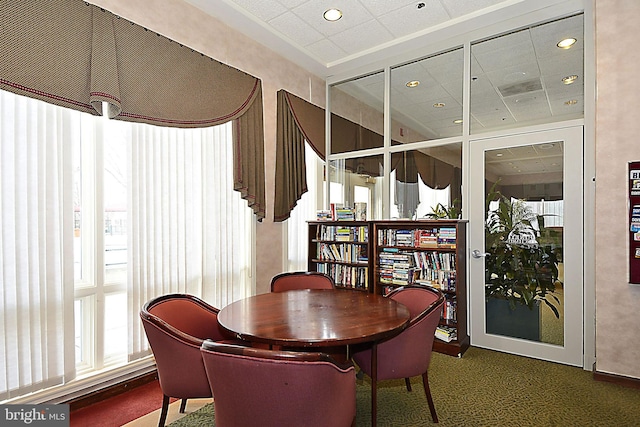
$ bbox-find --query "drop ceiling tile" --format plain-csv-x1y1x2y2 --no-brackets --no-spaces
530,14,584,59
542,73,583,100
268,11,324,46
469,74,498,97
471,28,532,56
359,0,417,17
437,124,465,138
484,61,541,88
511,107,551,123
473,42,536,74
378,1,450,38
537,49,583,77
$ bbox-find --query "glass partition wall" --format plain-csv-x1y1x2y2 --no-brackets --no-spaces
325,14,583,222
328,49,465,219
322,10,586,367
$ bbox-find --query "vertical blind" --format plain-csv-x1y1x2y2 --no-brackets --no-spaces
1,89,254,398
128,122,254,361
0,91,76,400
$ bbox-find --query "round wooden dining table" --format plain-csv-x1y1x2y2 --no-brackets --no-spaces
217,288,411,427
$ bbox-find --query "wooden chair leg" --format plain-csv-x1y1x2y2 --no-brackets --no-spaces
405,377,412,392
158,395,170,427
421,372,438,423
179,398,188,413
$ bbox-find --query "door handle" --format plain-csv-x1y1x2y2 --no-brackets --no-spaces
471,249,489,259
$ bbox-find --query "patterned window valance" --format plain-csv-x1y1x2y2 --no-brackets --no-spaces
0,0,265,219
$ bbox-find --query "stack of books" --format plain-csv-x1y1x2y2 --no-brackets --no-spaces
335,207,355,221
435,325,457,342
316,210,333,221
437,227,457,248
395,229,414,246
416,228,438,248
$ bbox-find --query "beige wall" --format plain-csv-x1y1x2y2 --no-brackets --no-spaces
91,0,326,295
594,0,640,379
92,0,640,380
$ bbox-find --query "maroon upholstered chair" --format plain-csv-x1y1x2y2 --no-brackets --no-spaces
270,271,335,292
352,285,445,423
200,341,357,427
140,294,232,427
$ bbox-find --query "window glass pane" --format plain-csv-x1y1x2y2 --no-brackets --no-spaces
329,155,383,220
471,14,584,134
103,120,128,286
104,292,127,364
330,71,384,154
75,296,93,371
73,122,83,282
391,143,462,219
391,48,463,142
287,143,323,271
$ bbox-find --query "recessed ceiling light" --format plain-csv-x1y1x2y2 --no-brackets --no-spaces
565,99,578,105
562,75,579,85
453,119,463,124
406,80,420,88
433,102,445,108
323,8,342,21
496,153,503,157
557,38,577,49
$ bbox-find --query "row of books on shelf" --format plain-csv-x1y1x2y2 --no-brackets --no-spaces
377,249,456,290
415,271,456,291
378,271,456,290
315,225,368,243
316,263,369,290
435,325,457,343
316,243,368,263
377,227,457,249
442,298,457,321
412,251,456,272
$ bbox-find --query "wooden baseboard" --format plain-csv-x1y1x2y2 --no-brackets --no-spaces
593,370,640,390
66,370,159,411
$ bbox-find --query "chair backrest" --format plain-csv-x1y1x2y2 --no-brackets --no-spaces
270,271,336,292
140,294,225,399
200,341,356,427
357,286,444,381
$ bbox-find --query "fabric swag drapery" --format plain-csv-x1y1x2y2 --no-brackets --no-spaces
275,90,385,222
275,90,460,221
0,0,265,219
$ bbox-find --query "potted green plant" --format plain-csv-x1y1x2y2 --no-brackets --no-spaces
484,186,561,340
425,199,461,219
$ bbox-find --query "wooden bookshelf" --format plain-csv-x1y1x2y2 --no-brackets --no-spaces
307,219,469,356
371,220,469,357
307,221,373,292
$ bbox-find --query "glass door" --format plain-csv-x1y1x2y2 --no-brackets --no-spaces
468,127,584,366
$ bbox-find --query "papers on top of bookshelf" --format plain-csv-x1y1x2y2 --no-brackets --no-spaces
316,210,333,221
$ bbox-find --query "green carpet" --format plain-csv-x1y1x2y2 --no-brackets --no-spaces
170,347,640,426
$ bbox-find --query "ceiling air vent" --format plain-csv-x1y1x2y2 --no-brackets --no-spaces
497,78,543,98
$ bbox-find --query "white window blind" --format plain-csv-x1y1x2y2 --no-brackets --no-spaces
0,89,254,400
0,90,76,400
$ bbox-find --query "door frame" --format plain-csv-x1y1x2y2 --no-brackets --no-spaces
467,125,584,367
